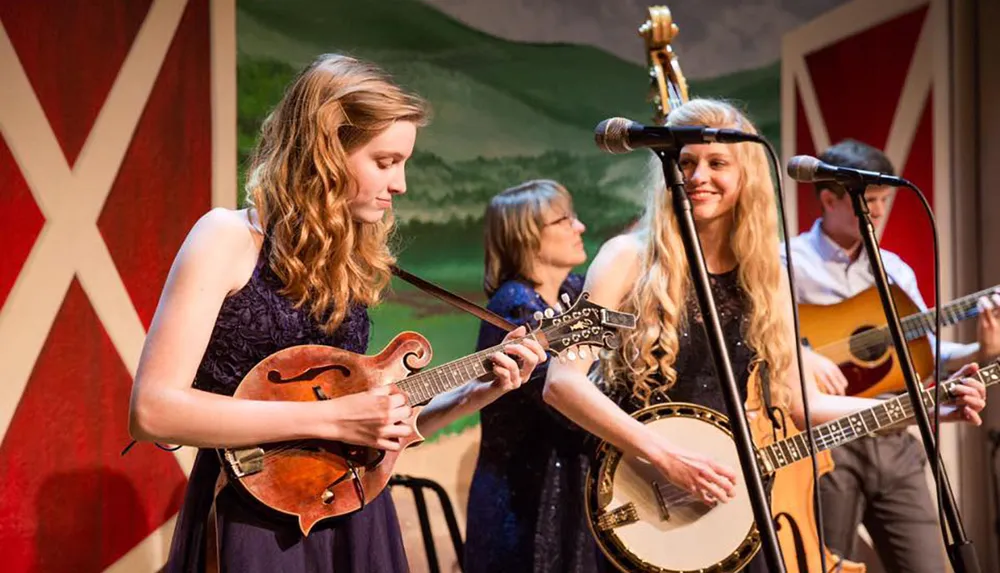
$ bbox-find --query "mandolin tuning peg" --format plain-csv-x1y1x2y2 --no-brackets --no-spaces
544,308,555,318
553,302,564,314
560,293,571,306
533,311,545,322
579,346,589,359
567,350,577,361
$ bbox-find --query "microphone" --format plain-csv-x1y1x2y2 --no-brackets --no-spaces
594,117,761,154
786,155,908,187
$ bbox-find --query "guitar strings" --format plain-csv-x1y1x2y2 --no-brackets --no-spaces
804,301,982,360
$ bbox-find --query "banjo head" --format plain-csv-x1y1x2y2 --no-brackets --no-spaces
585,403,760,572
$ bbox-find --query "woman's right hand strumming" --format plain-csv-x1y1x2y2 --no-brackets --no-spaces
323,385,416,451
649,442,738,505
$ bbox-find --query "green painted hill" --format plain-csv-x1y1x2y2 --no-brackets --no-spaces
237,0,779,163
235,0,781,287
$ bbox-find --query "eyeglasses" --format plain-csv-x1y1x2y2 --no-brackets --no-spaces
543,212,578,227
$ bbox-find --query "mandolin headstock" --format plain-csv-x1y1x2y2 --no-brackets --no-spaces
530,292,636,361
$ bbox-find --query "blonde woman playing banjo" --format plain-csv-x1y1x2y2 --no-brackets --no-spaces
544,98,987,573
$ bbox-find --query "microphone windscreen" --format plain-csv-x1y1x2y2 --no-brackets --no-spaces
594,117,634,154
786,155,821,182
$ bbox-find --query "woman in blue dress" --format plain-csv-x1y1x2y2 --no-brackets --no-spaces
464,180,609,572
127,54,545,573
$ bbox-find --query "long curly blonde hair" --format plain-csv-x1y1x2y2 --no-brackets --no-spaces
246,54,428,333
612,99,790,407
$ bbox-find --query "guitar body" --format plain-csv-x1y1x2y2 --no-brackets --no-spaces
769,447,865,573
220,333,433,535
799,284,933,397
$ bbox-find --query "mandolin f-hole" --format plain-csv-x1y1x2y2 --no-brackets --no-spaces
266,363,351,383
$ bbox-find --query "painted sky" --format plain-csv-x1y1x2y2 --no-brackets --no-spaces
419,0,850,78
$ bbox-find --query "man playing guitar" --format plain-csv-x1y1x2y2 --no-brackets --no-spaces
784,139,1000,572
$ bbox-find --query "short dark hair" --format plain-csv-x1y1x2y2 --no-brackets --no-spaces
814,139,896,198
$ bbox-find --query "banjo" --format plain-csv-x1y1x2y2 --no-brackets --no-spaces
585,361,1000,572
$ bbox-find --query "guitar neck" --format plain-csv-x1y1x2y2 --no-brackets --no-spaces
762,362,1000,471
900,286,994,340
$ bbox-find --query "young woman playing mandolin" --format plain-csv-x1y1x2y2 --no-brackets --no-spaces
544,98,987,572
127,54,545,572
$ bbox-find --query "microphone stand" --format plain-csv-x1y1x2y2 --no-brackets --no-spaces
989,430,1000,558
656,148,787,573
844,178,980,573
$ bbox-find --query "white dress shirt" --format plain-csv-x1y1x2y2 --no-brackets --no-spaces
781,219,964,363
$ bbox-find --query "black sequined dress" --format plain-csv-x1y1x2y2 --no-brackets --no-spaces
615,267,769,573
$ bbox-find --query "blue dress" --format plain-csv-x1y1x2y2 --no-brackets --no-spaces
165,239,409,572
464,275,611,573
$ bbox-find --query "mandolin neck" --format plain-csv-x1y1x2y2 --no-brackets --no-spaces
395,341,518,405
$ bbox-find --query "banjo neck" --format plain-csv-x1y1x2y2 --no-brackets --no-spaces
758,361,1000,473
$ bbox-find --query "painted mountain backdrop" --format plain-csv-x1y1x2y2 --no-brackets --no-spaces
237,0,780,433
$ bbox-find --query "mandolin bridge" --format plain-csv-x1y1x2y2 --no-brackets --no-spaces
596,503,639,531
224,447,265,477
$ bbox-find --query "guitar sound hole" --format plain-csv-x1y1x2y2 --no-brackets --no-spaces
849,325,889,362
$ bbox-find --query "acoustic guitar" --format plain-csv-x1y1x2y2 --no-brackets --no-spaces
220,294,635,535
800,283,999,397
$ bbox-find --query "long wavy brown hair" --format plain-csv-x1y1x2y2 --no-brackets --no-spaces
611,99,791,407
482,179,573,297
245,54,428,333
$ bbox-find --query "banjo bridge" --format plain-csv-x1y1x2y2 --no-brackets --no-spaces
651,481,671,521
595,502,639,531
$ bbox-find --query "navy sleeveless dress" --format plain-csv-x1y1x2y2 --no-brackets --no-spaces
165,239,409,572
465,269,765,573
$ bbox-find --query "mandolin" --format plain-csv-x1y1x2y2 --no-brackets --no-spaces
219,294,635,535
800,283,1000,397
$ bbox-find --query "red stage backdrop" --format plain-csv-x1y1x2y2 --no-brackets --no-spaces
782,0,951,305
0,1,235,571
